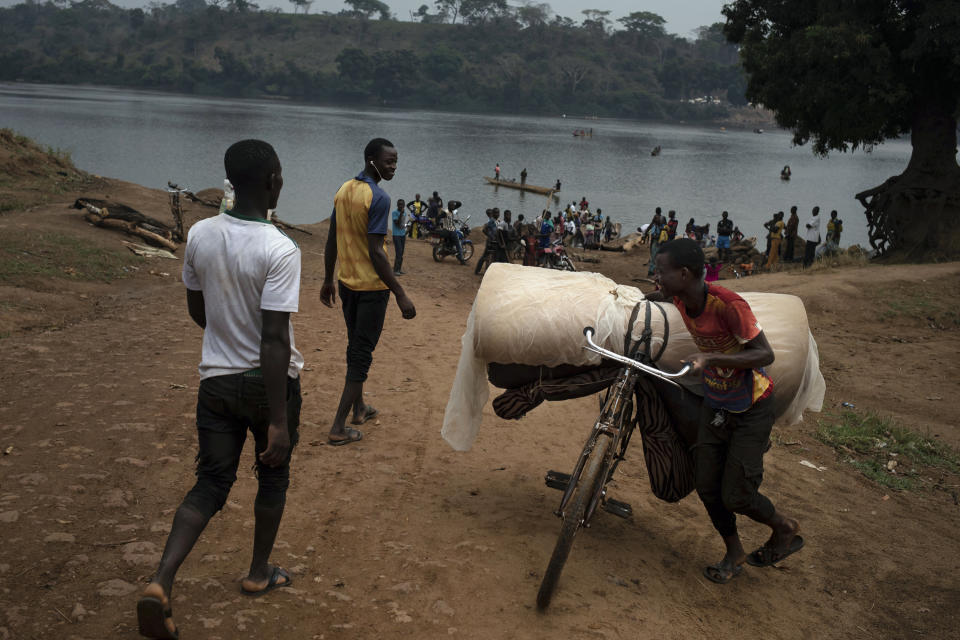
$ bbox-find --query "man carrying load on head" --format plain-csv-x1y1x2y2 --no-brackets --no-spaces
646,238,803,585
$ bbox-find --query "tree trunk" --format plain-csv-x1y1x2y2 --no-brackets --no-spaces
857,101,960,261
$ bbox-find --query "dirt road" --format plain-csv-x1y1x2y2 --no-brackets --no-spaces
1,180,958,639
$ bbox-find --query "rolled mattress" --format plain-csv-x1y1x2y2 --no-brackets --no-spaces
442,263,825,451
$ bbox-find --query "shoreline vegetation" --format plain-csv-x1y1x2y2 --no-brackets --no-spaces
0,1,771,126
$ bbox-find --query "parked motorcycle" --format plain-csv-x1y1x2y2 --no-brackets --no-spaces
431,215,474,263
538,238,576,271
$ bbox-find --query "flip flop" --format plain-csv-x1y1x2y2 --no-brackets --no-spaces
746,535,805,568
702,563,743,584
137,586,179,639
350,406,378,425
328,427,363,447
241,566,292,597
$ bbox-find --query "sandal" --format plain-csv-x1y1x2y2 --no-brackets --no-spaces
702,563,743,584
241,566,292,597
350,405,378,425
137,584,179,639
328,427,363,447
746,535,805,568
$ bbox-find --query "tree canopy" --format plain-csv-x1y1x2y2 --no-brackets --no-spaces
343,0,391,20
724,0,960,259
0,1,746,124
617,11,665,38
723,0,960,156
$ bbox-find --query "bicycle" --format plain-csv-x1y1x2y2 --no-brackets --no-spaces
536,326,690,609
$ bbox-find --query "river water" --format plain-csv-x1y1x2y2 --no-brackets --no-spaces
1,82,915,247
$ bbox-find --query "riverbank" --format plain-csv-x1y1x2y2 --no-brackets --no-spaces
1,153,958,639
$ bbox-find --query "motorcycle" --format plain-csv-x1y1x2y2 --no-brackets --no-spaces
538,237,576,271
431,214,474,263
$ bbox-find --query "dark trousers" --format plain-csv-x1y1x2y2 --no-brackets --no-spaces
474,242,499,275
803,240,818,267
392,235,405,272
182,373,302,519
339,281,389,383
784,235,795,261
695,394,776,538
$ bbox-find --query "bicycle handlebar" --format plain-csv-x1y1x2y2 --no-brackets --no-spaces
582,327,691,387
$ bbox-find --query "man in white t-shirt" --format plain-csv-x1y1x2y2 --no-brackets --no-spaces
803,206,821,267
137,140,302,640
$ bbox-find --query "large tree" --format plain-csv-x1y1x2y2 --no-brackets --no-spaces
343,0,390,20
723,1,960,260
617,11,665,39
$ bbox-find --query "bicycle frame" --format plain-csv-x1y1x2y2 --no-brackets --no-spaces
554,364,637,524
553,327,691,526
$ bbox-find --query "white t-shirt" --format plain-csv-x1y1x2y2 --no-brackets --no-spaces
182,212,304,380
805,215,821,243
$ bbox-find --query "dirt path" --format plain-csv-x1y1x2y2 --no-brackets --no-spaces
1,182,958,639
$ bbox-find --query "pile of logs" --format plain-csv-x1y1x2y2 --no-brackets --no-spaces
75,197,182,251
76,183,313,251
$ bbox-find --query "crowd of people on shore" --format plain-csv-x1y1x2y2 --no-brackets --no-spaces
524,198,621,249
386,191,623,276
638,204,845,280
474,198,622,273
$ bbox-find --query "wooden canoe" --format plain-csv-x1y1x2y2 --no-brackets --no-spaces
483,177,560,199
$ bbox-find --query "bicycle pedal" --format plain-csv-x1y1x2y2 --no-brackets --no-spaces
545,470,570,491
603,498,633,519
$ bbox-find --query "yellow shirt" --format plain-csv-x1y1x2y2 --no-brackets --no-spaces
769,220,784,239
333,173,390,291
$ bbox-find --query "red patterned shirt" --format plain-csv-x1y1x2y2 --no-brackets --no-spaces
673,284,773,412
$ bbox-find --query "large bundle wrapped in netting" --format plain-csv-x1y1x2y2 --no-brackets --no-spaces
442,263,825,451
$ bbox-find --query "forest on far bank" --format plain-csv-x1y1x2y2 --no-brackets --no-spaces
0,0,751,121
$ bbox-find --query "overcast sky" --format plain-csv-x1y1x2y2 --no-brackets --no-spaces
3,0,727,40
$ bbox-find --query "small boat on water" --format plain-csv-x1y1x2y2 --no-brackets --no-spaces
483,177,560,199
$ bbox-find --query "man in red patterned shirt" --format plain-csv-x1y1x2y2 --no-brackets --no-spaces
646,238,803,584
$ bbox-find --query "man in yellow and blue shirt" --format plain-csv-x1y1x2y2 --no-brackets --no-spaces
320,137,416,446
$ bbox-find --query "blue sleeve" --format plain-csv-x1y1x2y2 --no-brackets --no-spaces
367,190,389,235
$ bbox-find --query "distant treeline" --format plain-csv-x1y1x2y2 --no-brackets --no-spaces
0,0,747,120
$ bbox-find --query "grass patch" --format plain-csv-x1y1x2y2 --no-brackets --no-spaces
0,129,93,210
874,282,960,328
816,410,960,491
0,231,139,284
0,199,27,213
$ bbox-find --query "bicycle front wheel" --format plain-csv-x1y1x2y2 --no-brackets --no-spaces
536,434,613,610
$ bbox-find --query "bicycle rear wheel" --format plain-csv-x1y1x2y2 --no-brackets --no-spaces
536,434,613,610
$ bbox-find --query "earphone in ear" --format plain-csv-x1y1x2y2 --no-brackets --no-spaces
368,160,384,181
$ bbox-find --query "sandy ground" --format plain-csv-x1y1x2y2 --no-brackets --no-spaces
1,179,959,640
